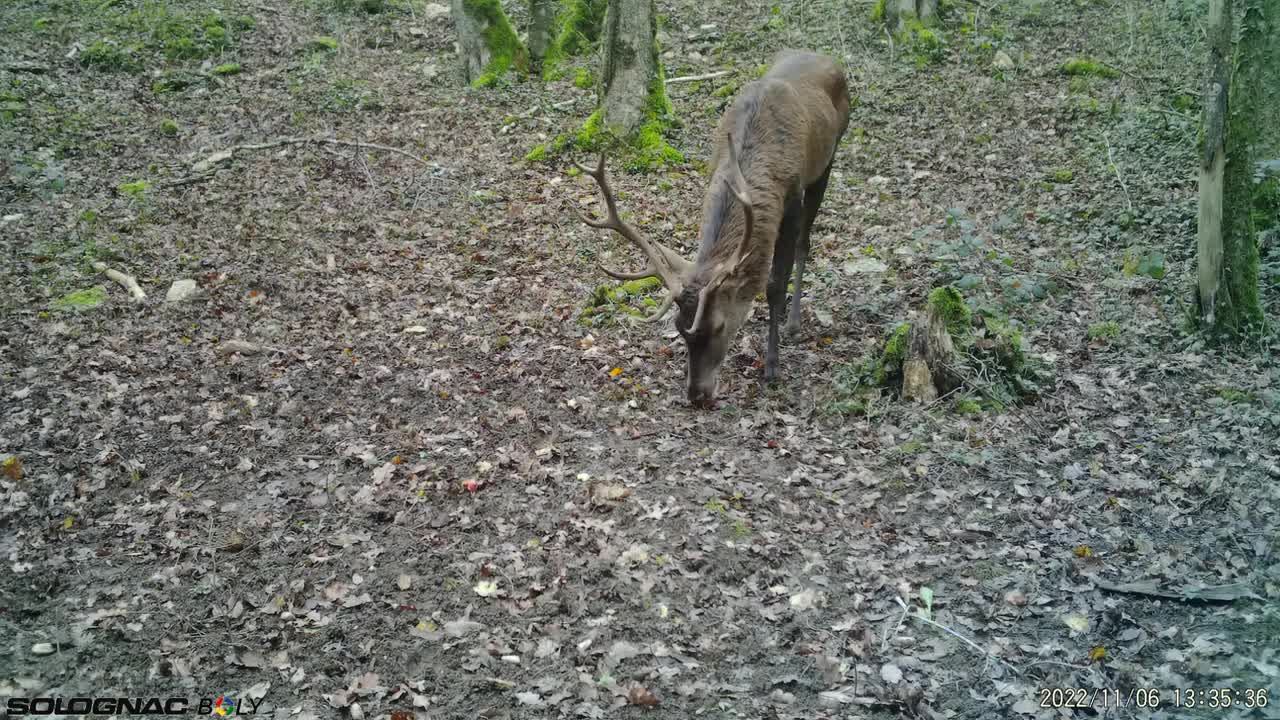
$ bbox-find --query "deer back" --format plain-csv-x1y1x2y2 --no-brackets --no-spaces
692,51,850,291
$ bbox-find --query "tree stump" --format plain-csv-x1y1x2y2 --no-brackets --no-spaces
901,303,962,403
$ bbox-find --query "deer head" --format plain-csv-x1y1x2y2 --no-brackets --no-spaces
574,136,756,408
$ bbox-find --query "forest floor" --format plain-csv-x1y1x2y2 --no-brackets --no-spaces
2,0,1279,718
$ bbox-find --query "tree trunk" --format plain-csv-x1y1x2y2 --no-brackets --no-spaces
451,0,527,87
1198,0,1265,335
528,0,555,67
600,0,661,138
1197,0,1231,328
885,0,938,30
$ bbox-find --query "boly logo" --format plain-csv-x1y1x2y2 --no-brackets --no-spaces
195,695,263,715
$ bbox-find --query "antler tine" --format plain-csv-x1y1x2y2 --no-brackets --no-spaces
599,262,661,281
624,293,674,324
573,154,690,293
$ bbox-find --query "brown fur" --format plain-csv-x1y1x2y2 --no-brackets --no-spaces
676,50,850,327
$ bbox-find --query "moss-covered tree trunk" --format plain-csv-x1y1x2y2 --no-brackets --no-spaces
542,0,606,76
528,0,556,67
600,0,663,138
452,0,527,87
1197,0,1266,336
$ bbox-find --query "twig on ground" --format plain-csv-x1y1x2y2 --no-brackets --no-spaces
1091,578,1259,602
4,61,49,73
665,70,731,85
171,136,429,186
1145,107,1196,123
1102,131,1134,214
894,597,1021,675
91,262,146,301
881,597,912,653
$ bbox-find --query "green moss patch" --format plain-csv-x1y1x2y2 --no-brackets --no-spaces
1060,58,1117,78
51,286,108,312
578,276,664,327
463,0,528,88
927,285,971,340
75,5,247,72
542,0,607,77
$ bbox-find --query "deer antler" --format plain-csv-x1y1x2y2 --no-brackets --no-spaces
687,132,756,334
574,155,692,322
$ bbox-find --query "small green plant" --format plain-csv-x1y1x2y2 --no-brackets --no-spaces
212,62,241,75
524,143,547,162
1049,168,1074,183
1060,58,1117,78
573,68,594,89
1087,321,1119,341
118,180,150,200
1122,248,1166,280
159,119,179,136
306,36,340,53
955,397,982,415
80,40,140,71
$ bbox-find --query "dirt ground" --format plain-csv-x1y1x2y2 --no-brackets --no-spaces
2,0,1278,717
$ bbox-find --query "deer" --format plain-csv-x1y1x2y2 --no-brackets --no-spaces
574,50,851,408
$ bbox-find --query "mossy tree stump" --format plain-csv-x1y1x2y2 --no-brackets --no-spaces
452,0,527,87
901,286,966,403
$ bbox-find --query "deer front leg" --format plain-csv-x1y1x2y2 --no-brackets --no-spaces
765,192,804,383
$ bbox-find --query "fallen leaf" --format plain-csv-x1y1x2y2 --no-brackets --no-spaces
1064,614,1090,633
515,691,544,707
628,685,659,706
593,484,631,501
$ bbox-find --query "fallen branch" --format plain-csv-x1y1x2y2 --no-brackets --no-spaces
664,70,730,85
1091,578,1259,603
175,136,430,185
91,262,146,301
4,61,49,73
893,597,1021,675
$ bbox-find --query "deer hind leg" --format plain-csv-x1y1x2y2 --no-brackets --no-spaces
765,190,805,383
786,162,833,339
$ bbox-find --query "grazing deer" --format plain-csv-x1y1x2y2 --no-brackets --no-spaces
575,50,851,407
